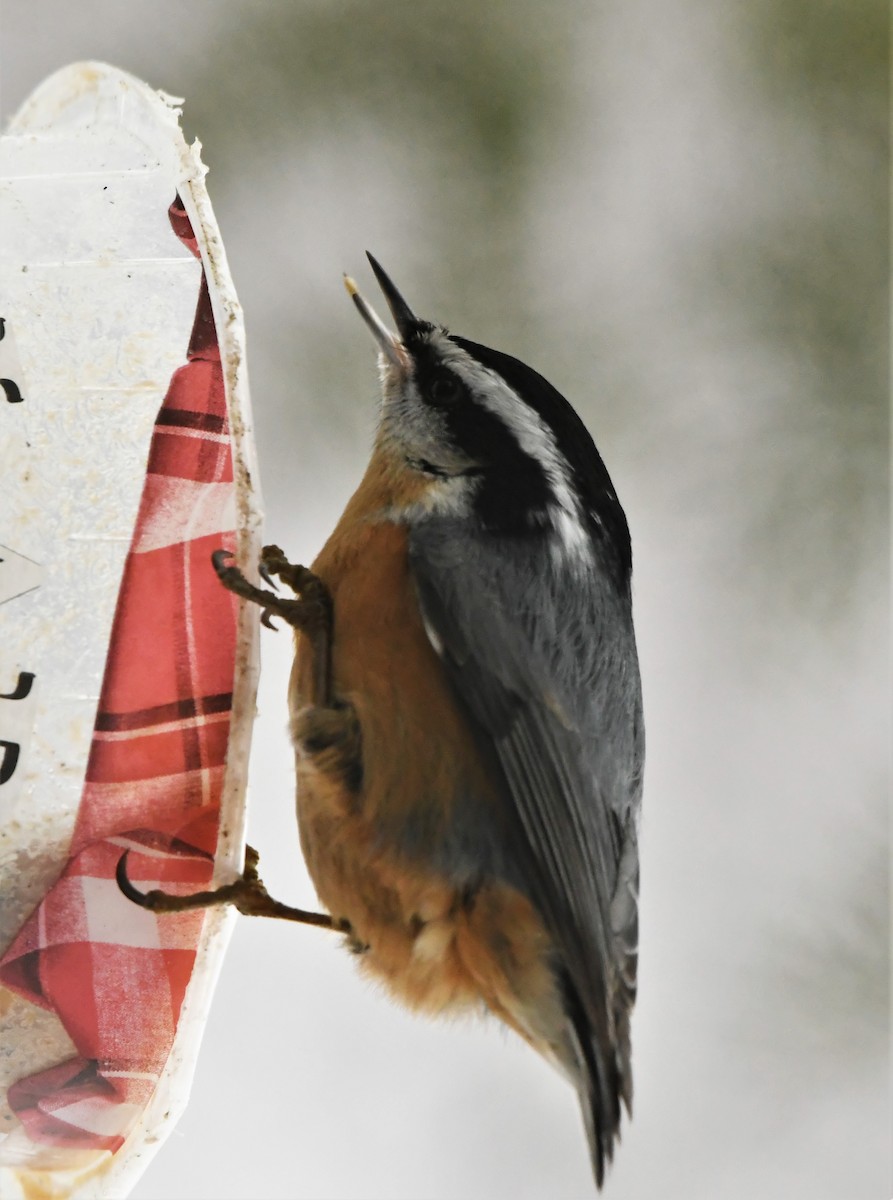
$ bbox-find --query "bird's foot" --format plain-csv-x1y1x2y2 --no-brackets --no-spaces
116,843,336,928
212,546,331,636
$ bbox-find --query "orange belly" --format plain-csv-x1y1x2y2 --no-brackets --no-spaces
287,458,559,1036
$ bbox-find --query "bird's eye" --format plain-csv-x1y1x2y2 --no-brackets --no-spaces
429,373,463,405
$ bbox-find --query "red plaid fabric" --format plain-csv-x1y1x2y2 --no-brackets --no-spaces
0,198,239,1153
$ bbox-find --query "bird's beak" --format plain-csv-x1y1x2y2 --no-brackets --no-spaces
343,253,417,371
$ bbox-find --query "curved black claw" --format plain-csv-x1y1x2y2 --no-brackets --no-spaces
116,850,152,908
116,850,219,913
211,548,233,575
258,560,280,590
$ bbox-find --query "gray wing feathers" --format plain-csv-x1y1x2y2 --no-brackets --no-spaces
409,522,643,1178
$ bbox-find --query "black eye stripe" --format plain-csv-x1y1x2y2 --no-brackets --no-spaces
416,365,466,408
449,333,632,577
430,374,463,404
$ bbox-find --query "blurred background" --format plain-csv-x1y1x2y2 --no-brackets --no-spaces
1,2,887,1197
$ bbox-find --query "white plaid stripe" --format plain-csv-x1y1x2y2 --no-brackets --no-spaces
92,711,231,742
132,478,235,554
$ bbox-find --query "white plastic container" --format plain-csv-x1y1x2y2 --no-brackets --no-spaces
0,62,261,1200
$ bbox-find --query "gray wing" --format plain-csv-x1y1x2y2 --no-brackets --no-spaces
409,520,643,1184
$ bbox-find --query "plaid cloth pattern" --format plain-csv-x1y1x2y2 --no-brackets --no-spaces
0,198,239,1153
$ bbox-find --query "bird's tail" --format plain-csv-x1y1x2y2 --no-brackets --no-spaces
559,970,633,1190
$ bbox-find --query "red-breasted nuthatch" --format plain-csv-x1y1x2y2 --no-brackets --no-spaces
120,254,644,1188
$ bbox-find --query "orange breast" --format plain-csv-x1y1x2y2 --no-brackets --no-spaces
287,451,558,1033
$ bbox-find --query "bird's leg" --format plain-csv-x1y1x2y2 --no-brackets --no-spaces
116,546,341,929
213,544,334,707
116,844,341,929
240,545,363,805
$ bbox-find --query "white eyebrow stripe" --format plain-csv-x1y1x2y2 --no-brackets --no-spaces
429,333,592,564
